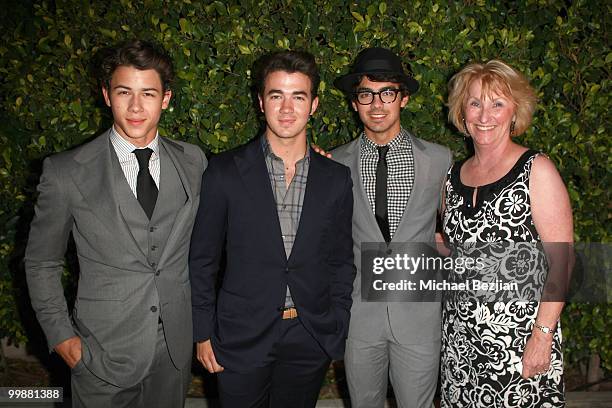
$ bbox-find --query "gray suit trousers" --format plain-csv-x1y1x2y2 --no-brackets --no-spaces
70,323,191,408
344,313,440,408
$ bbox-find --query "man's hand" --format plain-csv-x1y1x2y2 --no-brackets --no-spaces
196,339,224,373
434,232,450,256
311,143,332,158
54,336,82,369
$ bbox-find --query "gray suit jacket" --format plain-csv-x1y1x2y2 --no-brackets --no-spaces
333,133,452,344
25,130,207,387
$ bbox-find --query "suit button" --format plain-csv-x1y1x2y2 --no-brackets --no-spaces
151,245,157,251
285,267,290,273
150,306,157,312
386,248,392,255
155,271,160,276
150,227,156,232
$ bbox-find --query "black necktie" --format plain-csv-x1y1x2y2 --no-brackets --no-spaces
133,148,158,219
375,145,391,243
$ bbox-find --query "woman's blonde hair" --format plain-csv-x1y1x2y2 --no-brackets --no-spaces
447,60,536,136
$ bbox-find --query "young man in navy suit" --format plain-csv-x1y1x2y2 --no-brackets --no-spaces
189,51,355,407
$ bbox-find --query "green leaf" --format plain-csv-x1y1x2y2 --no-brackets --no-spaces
179,18,189,33
379,2,387,14
70,101,82,117
98,28,117,39
351,11,364,23
2,149,11,169
570,123,579,137
237,44,251,54
213,1,226,15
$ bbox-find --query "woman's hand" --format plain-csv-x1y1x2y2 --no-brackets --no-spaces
521,329,553,379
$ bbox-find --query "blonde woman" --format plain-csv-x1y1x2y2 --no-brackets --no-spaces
441,60,572,407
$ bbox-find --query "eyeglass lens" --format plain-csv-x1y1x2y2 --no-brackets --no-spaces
355,89,400,105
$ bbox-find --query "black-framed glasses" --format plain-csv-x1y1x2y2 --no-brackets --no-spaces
353,88,401,105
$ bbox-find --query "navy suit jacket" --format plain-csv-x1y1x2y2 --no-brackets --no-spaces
189,137,355,369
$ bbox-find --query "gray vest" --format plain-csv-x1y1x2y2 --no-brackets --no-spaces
112,144,187,268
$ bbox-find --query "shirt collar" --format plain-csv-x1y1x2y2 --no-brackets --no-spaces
110,126,159,162
360,128,410,154
261,135,310,162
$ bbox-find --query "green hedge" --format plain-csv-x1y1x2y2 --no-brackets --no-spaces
0,0,609,375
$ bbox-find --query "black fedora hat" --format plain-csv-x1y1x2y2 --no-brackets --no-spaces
334,47,419,94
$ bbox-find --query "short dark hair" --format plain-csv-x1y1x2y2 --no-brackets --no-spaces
254,50,320,98
351,73,410,96
99,40,174,91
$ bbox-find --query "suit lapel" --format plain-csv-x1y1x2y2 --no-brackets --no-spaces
156,137,197,268
70,131,146,262
235,139,285,257
345,138,386,243
288,150,330,262
393,136,431,237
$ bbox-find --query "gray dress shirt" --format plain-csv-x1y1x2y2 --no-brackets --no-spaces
262,136,310,309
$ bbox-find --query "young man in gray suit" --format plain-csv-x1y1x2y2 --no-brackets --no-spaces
25,40,207,407
332,47,452,408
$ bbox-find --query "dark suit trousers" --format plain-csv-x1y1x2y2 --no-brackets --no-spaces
70,323,191,408
217,318,331,408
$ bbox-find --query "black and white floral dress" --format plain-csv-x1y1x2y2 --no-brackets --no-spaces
441,150,565,407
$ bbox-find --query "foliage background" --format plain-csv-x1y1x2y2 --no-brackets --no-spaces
0,0,609,382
